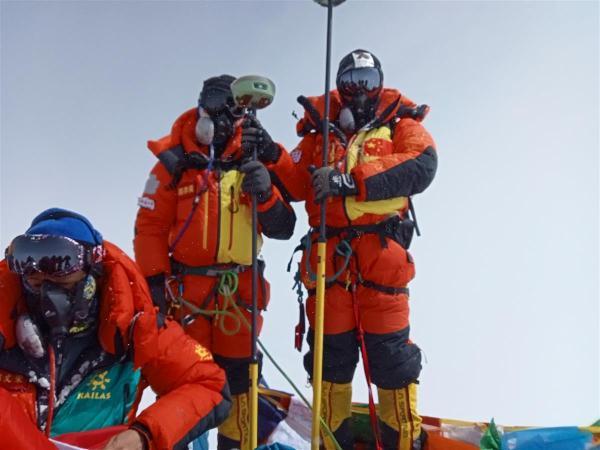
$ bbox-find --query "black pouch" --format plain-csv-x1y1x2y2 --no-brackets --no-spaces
257,259,268,309
390,218,415,249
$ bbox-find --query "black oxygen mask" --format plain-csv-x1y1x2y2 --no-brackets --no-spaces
196,74,243,152
39,281,73,339
29,275,98,341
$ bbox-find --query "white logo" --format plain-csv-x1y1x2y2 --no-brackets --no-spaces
331,174,343,188
138,196,155,210
341,174,356,189
352,51,375,68
291,148,302,164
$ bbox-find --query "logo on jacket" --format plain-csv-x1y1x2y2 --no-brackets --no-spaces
76,370,112,400
291,148,302,164
90,371,110,391
352,51,375,68
138,196,155,210
194,344,212,361
178,184,195,197
0,372,26,385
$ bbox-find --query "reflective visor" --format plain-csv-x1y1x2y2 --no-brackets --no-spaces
337,67,382,98
6,234,87,277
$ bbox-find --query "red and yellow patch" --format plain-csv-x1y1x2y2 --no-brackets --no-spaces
0,370,28,387
194,344,212,361
177,184,195,197
0,369,37,423
362,138,393,158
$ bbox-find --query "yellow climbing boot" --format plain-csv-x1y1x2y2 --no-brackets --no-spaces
320,381,354,450
217,392,251,450
378,383,423,450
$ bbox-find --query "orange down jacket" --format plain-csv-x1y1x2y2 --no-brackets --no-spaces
134,108,295,277
268,88,437,228
0,241,230,450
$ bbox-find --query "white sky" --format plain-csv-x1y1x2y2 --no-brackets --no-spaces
1,0,598,429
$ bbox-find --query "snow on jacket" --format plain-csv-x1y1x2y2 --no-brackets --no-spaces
0,241,231,450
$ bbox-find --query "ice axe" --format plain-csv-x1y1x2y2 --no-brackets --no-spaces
310,1,346,449
231,74,276,450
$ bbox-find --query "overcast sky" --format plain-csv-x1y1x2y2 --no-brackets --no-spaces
1,0,598,428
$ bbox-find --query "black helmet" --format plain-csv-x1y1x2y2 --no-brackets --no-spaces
198,74,236,114
197,74,243,148
336,49,383,99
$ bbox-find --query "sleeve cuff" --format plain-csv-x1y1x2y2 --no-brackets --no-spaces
130,422,152,450
256,186,280,212
350,168,368,202
265,143,287,169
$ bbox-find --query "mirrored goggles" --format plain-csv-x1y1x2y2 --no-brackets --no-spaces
337,68,382,98
6,234,89,277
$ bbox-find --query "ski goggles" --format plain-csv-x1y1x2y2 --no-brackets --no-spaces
199,89,243,118
337,68,383,98
6,234,90,277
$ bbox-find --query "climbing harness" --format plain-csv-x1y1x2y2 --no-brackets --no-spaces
289,216,417,287
166,264,344,450
287,215,416,354
166,266,253,336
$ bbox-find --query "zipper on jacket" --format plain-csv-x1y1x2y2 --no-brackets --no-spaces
202,189,209,249
214,169,222,261
228,185,236,251
342,136,356,227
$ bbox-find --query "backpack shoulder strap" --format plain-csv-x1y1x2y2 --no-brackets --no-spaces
157,145,186,176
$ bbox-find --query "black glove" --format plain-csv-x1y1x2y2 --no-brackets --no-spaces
146,273,167,314
310,166,358,203
241,160,273,203
241,116,280,163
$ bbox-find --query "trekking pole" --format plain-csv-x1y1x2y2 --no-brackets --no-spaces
311,1,346,449
231,75,276,450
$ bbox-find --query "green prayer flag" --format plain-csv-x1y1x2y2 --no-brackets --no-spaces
480,419,502,450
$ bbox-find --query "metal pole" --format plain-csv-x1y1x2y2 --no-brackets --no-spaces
311,1,334,448
250,108,259,450
231,75,274,450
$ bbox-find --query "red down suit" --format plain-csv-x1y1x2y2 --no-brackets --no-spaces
268,88,437,450
134,108,295,450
